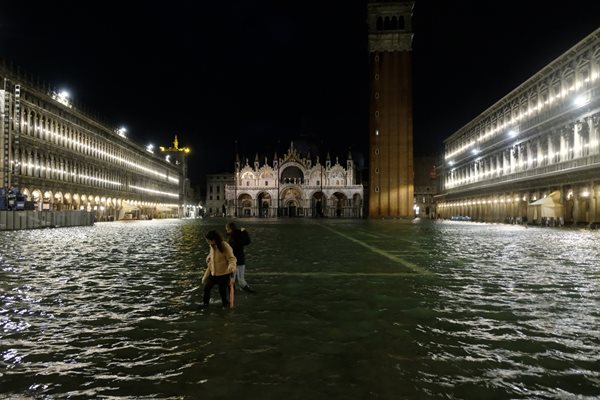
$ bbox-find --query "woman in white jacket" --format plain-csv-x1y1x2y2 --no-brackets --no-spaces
202,230,237,307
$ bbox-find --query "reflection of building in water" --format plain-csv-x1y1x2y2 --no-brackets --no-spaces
437,27,600,226
1,64,189,220
225,142,364,218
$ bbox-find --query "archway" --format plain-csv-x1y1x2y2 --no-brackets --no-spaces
43,191,53,210
280,165,304,185
281,187,302,217
64,193,73,210
257,192,272,217
312,191,325,217
331,192,348,217
237,193,253,217
54,192,64,210
284,199,300,217
32,190,42,211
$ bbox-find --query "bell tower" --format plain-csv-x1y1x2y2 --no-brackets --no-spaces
367,1,414,218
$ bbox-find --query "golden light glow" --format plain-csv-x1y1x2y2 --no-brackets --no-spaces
160,135,191,154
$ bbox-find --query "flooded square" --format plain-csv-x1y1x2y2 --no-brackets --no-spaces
1,219,599,398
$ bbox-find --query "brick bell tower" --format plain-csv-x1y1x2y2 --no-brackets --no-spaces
367,1,414,218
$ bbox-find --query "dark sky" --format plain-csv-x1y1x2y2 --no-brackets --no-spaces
2,1,600,185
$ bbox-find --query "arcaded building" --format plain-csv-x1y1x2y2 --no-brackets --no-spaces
1,64,188,220
225,142,364,218
437,27,600,225
367,0,415,218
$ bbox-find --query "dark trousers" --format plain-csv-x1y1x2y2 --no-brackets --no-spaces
203,274,230,307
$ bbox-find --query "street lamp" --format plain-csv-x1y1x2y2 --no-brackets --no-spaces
52,90,72,107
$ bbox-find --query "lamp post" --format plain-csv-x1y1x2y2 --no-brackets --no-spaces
234,140,238,217
159,135,190,218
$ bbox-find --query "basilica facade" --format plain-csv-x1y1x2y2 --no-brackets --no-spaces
225,142,364,218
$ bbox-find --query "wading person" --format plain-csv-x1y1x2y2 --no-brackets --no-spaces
202,230,236,308
225,221,255,293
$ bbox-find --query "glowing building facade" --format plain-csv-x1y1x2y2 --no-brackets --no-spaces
1,65,186,220
438,28,600,225
225,142,364,218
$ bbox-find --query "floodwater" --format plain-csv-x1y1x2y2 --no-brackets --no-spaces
1,218,599,399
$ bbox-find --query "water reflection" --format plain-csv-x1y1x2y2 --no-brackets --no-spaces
1,219,599,398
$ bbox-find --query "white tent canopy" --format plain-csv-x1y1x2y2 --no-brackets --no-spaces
529,191,563,218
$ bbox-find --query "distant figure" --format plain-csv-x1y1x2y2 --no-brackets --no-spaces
202,230,236,308
226,221,255,293
221,204,226,218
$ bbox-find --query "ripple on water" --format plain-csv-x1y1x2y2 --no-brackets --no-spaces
1,220,599,398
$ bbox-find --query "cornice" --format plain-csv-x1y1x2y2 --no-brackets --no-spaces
369,32,413,52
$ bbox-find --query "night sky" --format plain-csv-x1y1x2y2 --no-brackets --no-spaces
2,1,600,185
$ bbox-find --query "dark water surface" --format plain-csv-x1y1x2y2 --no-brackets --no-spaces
1,219,599,399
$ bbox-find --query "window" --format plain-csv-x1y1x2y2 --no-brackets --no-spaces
265,181,268,186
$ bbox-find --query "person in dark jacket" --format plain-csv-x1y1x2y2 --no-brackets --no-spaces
225,221,255,293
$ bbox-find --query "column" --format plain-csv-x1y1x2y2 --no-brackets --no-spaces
592,181,599,223
574,122,582,158
591,115,600,155
509,148,515,173
572,191,579,225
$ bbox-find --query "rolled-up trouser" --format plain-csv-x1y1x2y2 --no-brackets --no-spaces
235,264,247,288
203,274,230,306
